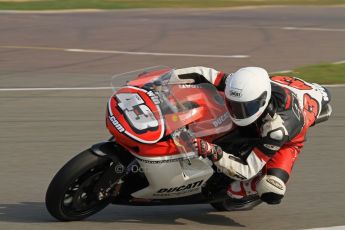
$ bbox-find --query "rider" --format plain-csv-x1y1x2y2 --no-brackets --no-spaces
175,66,332,205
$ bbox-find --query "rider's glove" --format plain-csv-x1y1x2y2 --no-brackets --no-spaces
193,138,223,162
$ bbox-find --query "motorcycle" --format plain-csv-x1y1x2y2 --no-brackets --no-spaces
45,66,268,221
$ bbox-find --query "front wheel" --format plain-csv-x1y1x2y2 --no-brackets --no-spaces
45,149,118,221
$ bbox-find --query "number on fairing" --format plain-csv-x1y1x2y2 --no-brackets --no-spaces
116,93,158,131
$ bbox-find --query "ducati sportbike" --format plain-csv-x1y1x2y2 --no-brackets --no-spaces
45,67,276,221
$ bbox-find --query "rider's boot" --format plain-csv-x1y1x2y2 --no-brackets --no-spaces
227,175,260,198
226,175,262,210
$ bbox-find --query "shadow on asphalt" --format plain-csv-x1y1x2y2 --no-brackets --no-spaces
0,202,245,227
0,202,51,223
92,204,245,226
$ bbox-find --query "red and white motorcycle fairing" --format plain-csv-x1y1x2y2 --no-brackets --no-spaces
107,66,234,199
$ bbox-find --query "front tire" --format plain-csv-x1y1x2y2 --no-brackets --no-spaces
45,149,116,221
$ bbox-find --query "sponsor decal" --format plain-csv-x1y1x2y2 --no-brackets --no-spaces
136,154,197,164
156,180,203,194
153,188,200,197
146,90,160,105
109,115,125,133
263,144,280,151
179,84,203,89
229,88,242,98
213,112,231,128
266,178,284,190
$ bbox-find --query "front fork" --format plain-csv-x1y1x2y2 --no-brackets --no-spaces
90,140,128,201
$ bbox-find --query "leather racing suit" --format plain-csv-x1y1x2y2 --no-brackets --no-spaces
175,66,332,204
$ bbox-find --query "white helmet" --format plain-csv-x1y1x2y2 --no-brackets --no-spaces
225,67,271,126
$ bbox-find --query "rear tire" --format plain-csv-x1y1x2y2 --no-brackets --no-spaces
45,149,116,221
210,199,235,211
210,197,262,211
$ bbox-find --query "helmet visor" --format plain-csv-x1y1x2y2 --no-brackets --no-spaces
227,91,267,119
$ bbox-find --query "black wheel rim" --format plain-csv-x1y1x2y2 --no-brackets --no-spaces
61,162,112,217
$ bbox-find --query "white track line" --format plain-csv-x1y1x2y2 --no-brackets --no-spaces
305,226,345,230
0,45,249,59
333,60,345,64
282,27,345,32
270,70,292,74
0,45,344,91
0,9,105,14
219,25,345,33
66,48,249,58
323,84,345,87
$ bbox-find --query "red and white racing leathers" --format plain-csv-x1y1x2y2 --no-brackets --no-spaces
176,66,331,204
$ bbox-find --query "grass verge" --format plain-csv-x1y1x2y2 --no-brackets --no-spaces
272,62,345,84
0,0,345,10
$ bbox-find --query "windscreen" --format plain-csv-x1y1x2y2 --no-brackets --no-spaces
110,66,233,156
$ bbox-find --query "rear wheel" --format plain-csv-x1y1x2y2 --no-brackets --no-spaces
210,196,262,211
45,149,120,221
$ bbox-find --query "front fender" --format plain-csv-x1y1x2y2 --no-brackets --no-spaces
90,141,133,166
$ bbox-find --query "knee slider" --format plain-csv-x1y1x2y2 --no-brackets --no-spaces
256,175,286,204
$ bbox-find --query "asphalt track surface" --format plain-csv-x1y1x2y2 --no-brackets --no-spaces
0,6,345,230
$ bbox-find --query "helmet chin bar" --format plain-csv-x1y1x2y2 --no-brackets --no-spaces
227,91,269,126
